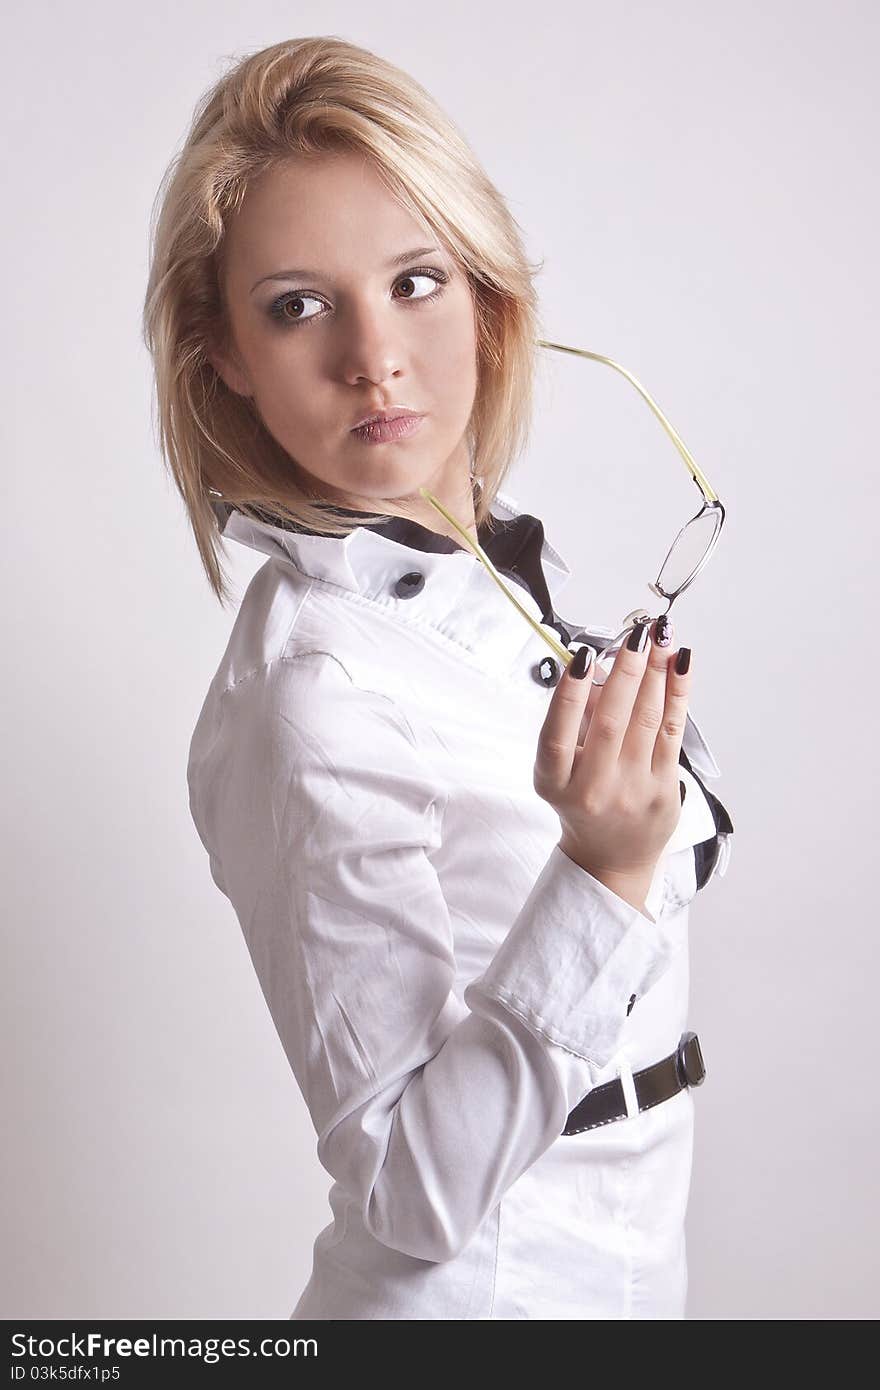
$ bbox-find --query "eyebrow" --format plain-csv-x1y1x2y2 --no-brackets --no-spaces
249,246,444,294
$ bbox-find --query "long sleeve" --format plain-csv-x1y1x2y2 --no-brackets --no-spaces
187,649,691,1264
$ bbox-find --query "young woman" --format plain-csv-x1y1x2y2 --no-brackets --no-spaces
142,35,733,1320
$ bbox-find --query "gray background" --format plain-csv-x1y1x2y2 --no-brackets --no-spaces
4,0,877,1319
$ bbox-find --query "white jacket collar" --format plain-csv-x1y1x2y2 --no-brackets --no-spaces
211,487,574,614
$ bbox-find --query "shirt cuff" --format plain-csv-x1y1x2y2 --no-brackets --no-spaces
464,842,687,1068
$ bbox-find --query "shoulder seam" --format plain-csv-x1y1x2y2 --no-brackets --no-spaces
278,649,422,750
214,646,422,753
215,566,315,697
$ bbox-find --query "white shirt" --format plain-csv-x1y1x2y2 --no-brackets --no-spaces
186,487,734,1320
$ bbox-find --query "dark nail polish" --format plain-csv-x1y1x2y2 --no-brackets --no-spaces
654,614,672,646
676,647,691,674
569,644,593,679
680,779,687,804
626,619,650,652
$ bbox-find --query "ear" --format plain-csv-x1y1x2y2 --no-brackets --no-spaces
206,333,253,399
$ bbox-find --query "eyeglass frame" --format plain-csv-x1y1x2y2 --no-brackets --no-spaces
420,338,726,684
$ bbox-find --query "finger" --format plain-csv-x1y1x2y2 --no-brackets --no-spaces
652,646,693,779
576,661,604,746
575,618,653,787
533,645,595,796
618,615,676,768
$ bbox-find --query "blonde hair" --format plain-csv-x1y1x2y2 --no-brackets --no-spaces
141,35,544,605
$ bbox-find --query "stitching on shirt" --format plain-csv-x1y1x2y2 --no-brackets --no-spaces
278,650,454,836
216,573,317,697
272,554,540,679
313,586,512,669
470,982,604,1067
213,638,425,753
213,644,453,848
280,647,418,739
276,555,491,660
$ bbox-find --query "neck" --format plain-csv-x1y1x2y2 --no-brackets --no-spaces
384,474,479,547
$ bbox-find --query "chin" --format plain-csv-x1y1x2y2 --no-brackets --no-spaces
360,462,433,497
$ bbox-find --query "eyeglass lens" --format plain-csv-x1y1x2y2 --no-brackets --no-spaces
585,513,720,685
656,510,720,596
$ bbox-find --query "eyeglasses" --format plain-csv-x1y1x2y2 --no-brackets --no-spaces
420,339,726,687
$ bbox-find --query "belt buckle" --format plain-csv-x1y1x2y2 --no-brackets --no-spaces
675,1031,706,1088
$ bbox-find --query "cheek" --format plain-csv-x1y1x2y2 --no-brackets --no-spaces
252,347,319,422
427,303,478,403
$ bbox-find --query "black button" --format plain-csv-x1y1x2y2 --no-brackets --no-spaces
394,571,425,598
533,656,561,687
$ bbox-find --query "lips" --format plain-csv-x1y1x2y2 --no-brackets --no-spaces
351,414,426,444
355,413,405,429
351,407,421,430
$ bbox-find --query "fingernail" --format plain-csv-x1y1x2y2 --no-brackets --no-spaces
675,647,691,674
654,614,672,647
569,644,594,679
627,619,650,652
680,779,687,804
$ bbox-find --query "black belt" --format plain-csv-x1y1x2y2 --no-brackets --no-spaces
562,1031,706,1136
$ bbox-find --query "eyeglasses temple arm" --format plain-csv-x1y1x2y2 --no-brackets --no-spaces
417,487,573,665
535,339,719,505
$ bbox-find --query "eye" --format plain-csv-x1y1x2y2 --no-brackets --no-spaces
267,266,448,328
268,292,326,327
393,269,447,302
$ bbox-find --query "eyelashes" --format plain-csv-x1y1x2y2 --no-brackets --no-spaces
268,266,450,329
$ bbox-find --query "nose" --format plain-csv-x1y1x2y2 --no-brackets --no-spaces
336,297,405,387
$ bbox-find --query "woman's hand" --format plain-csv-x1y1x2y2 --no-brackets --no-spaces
532,618,691,911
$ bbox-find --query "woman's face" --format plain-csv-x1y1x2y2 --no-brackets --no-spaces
212,151,479,522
